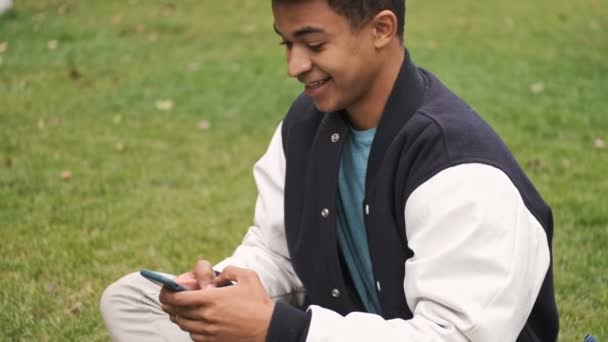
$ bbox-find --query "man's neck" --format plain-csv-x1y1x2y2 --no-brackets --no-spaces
346,45,405,130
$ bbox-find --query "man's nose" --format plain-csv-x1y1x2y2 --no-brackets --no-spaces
287,48,312,78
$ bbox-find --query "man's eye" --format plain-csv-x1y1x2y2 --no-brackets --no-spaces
307,43,325,52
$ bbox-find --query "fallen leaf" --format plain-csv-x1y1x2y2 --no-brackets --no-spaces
135,23,145,33
162,3,176,16
155,99,174,111
148,32,159,42
527,158,548,172
187,62,201,72
594,138,606,149
60,170,73,180
561,159,571,169
37,118,46,129
115,142,125,151
456,17,472,32
58,4,71,15
198,120,210,130
66,301,83,315
111,14,123,24
49,115,62,127
530,82,545,94
0,41,7,54
112,115,122,124
48,40,59,50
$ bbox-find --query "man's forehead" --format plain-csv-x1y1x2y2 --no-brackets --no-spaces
272,0,343,37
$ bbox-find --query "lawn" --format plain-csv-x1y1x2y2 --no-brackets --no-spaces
0,0,606,340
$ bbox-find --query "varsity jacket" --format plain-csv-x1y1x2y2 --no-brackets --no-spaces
216,50,559,342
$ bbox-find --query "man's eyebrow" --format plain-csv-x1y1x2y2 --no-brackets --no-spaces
273,24,326,38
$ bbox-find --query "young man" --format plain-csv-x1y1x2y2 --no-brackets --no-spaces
101,0,559,341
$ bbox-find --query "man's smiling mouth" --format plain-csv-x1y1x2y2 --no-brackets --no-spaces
305,77,331,89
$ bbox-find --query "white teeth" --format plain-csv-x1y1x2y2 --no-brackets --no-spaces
307,78,329,88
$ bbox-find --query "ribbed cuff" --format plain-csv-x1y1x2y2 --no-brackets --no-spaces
266,301,311,342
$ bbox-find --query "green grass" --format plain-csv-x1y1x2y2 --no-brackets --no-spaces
1,0,606,340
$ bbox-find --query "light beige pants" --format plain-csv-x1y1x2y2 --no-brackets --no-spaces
100,272,192,341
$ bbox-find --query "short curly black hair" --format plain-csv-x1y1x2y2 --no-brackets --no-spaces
273,0,406,40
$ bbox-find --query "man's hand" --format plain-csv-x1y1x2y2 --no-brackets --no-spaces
160,260,217,324
160,265,275,342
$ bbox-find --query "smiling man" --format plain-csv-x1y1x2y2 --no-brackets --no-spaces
101,1,559,341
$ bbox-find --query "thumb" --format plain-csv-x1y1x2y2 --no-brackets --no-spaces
215,266,254,286
192,259,216,289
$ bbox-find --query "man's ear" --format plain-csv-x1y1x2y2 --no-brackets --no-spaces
372,10,398,48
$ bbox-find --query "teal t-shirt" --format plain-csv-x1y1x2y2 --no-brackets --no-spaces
336,126,381,314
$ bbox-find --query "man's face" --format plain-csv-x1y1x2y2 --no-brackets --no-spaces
272,0,380,113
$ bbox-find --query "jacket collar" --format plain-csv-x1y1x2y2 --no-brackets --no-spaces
365,48,426,188
321,49,425,191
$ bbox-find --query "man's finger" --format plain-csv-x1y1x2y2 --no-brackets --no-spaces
163,287,220,307
190,333,212,342
214,265,254,285
174,306,215,322
160,303,173,315
192,260,216,289
175,314,214,335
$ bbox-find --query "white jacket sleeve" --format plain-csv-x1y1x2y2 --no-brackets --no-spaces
304,163,550,342
215,122,306,304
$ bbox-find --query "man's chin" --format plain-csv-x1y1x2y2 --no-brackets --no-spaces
312,99,342,113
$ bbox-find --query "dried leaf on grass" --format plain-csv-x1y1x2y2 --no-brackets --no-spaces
0,41,7,54
48,40,59,50
594,138,605,149
527,158,548,172
162,3,176,16
60,170,73,180
111,14,123,24
148,32,160,42
115,142,125,151
48,115,62,127
155,99,174,111
198,120,210,130
187,62,201,72
530,82,545,94
66,301,83,315
58,3,72,15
